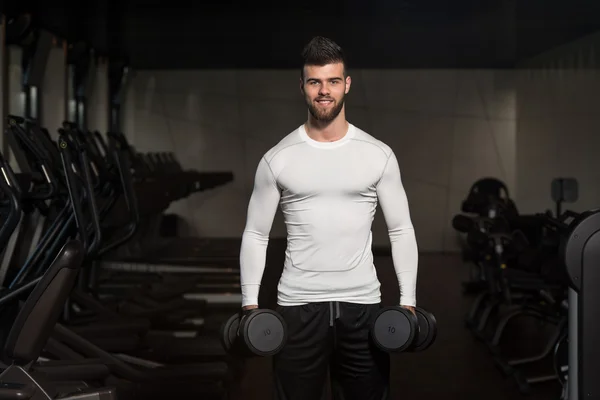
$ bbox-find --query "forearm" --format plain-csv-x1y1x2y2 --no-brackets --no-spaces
377,151,419,307
240,228,270,306
389,228,418,306
239,156,281,307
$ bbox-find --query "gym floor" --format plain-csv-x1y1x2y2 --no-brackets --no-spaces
229,242,562,400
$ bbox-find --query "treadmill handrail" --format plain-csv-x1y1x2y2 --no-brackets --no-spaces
58,136,89,252
0,153,23,253
8,202,75,288
6,117,58,200
74,137,103,258
97,135,140,256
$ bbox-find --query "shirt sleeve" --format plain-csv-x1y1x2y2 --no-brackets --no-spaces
376,151,419,307
239,156,281,307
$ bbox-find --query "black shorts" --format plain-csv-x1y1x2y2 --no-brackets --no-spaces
273,301,390,400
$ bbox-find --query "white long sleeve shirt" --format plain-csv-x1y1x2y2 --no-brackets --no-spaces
240,123,419,307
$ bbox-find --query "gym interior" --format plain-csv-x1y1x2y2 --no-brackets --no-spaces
0,1,598,399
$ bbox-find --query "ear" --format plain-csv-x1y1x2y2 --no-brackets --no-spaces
299,77,305,94
345,75,352,94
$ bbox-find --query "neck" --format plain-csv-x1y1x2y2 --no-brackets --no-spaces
305,112,349,142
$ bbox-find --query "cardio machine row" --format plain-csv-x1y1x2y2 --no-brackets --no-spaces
453,177,595,400
0,115,244,400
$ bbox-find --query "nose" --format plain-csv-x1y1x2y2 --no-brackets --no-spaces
318,83,330,96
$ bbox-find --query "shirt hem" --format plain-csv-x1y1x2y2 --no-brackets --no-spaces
277,294,381,306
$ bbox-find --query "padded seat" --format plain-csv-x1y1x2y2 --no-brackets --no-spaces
4,240,85,366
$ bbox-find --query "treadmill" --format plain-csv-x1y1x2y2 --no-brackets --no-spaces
45,125,234,362
3,119,234,397
0,133,123,398
99,131,243,264
72,128,246,308
8,120,228,336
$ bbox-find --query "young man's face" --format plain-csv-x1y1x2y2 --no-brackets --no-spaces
301,62,351,123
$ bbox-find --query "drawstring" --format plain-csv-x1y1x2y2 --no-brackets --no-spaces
329,301,340,326
330,301,341,349
330,302,334,326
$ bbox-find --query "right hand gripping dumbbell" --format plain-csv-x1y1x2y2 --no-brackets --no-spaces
220,308,287,357
371,306,437,353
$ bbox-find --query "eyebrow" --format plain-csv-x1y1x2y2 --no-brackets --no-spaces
306,77,344,82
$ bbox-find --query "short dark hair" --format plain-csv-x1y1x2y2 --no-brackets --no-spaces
301,36,347,79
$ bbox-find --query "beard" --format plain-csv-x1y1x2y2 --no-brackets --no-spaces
305,94,345,123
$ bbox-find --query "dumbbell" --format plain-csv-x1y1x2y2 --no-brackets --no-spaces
371,306,437,353
220,308,287,357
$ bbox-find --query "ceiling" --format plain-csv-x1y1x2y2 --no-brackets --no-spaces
5,0,600,69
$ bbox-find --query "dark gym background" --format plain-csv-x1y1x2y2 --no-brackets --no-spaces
1,0,599,399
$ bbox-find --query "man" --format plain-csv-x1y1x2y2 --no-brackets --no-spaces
239,36,419,400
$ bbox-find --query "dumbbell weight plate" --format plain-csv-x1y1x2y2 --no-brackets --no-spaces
371,307,417,353
411,307,437,352
220,313,241,353
239,309,287,357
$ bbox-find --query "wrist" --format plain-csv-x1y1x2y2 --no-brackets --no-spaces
241,284,261,307
399,297,416,307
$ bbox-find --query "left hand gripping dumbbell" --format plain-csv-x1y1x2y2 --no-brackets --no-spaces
371,306,437,353
220,308,288,357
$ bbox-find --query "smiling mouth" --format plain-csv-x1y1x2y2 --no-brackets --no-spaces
316,99,334,105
